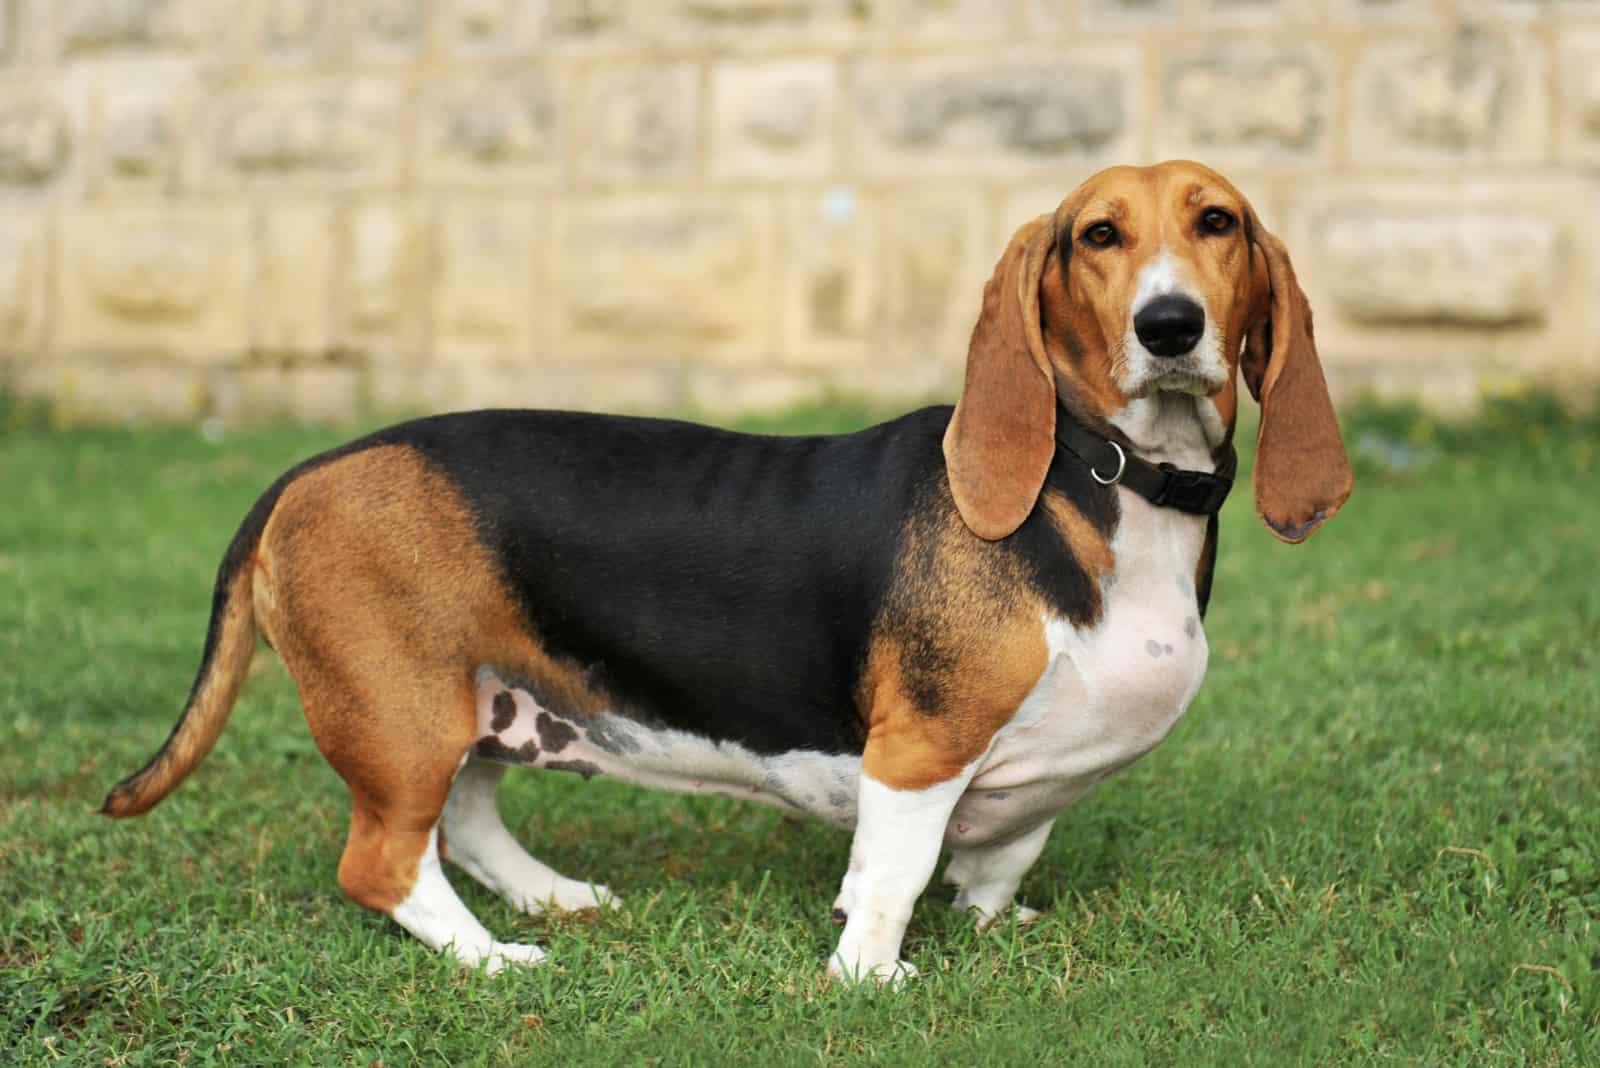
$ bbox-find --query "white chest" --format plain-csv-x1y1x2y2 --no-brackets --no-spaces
952,493,1211,844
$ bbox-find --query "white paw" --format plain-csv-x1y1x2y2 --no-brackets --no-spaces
548,879,619,913
968,902,1043,931
827,953,919,987
481,941,547,975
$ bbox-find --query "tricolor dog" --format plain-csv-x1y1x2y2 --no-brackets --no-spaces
104,161,1352,983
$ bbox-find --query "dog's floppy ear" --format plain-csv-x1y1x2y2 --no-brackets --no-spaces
943,215,1058,540
1241,225,1353,543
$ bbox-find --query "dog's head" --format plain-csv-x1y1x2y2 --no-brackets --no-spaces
944,159,1352,544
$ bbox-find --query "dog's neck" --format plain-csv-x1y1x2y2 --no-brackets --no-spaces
1108,393,1226,473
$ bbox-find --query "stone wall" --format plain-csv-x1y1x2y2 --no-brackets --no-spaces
2,0,1598,423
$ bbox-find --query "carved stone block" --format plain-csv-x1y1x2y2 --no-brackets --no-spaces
333,200,429,360
554,196,774,364
1159,46,1331,163
195,80,404,188
1283,178,1599,380
1319,211,1558,326
434,201,546,364
1556,30,1600,165
34,362,209,423
88,84,186,195
1078,0,1178,27
641,0,866,47
877,0,1015,40
57,207,251,363
0,96,69,186
0,216,48,354
1329,0,1433,23
255,202,336,355
853,51,1137,177
445,0,545,57
56,0,216,55
355,0,428,60
419,71,559,186
711,60,837,181
780,188,880,365
1351,29,1548,164
256,0,343,66
881,190,991,366
575,63,699,183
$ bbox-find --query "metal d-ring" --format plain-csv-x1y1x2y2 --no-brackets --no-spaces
1091,441,1127,485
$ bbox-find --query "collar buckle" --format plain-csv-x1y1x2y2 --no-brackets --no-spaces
1152,463,1232,515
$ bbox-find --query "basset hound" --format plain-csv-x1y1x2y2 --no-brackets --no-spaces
103,160,1352,984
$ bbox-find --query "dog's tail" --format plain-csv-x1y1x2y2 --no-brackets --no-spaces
99,485,282,819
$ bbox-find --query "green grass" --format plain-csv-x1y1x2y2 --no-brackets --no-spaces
2,397,1597,1065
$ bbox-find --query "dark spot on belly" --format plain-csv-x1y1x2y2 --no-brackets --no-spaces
830,907,848,925
490,691,517,733
988,791,1010,801
1185,616,1198,639
1163,643,1174,655
476,736,539,764
536,712,578,753
1145,639,1164,658
585,717,641,755
546,759,600,780
828,791,851,809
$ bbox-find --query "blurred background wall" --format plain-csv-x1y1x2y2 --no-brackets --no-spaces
0,0,1596,424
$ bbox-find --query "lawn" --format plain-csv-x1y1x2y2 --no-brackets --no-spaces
1,396,1597,1066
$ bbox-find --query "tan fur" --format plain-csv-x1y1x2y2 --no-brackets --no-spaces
1242,230,1354,542
252,445,602,912
861,493,1051,791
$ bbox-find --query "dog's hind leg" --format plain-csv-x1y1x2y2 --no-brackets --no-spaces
943,818,1053,930
442,758,617,914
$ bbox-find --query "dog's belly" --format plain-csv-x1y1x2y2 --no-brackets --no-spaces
472,669,862,828
952,595,1208,846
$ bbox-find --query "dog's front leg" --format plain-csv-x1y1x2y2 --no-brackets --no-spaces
827,762,978,985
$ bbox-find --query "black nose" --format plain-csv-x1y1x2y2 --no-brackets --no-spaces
1133,295,1205,357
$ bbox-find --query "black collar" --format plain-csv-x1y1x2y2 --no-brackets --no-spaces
1054,406,1236,517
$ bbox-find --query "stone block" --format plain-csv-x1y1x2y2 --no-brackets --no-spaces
36,361,209,422
57,206,252,363
444,0,545,58
0,215,49,355
852,50,1139,178
433,200,547,365
575,62,699,184
255,202,337,356
711,59,838,182
192,79,405,189
875,0,1017,40
1556,30,1600,165
1077,0,1179,28
780,187,881,366
84,78,189,197
881,189,992,367
0,93,71,189
254,0,345,66
418,70,560,186
640,0,870,50
54,0,219,57
1283,177,1599,379
1350,28,1549,165
1329,0,1433,23
333,199,430,361
1158,44,1333,165
354,0,429,61
554,195,775,364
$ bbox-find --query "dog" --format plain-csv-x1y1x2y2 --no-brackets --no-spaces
103,160,1352,983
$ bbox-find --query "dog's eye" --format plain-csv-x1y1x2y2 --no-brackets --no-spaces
1081,222,1119,248
1200,208,1237,235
